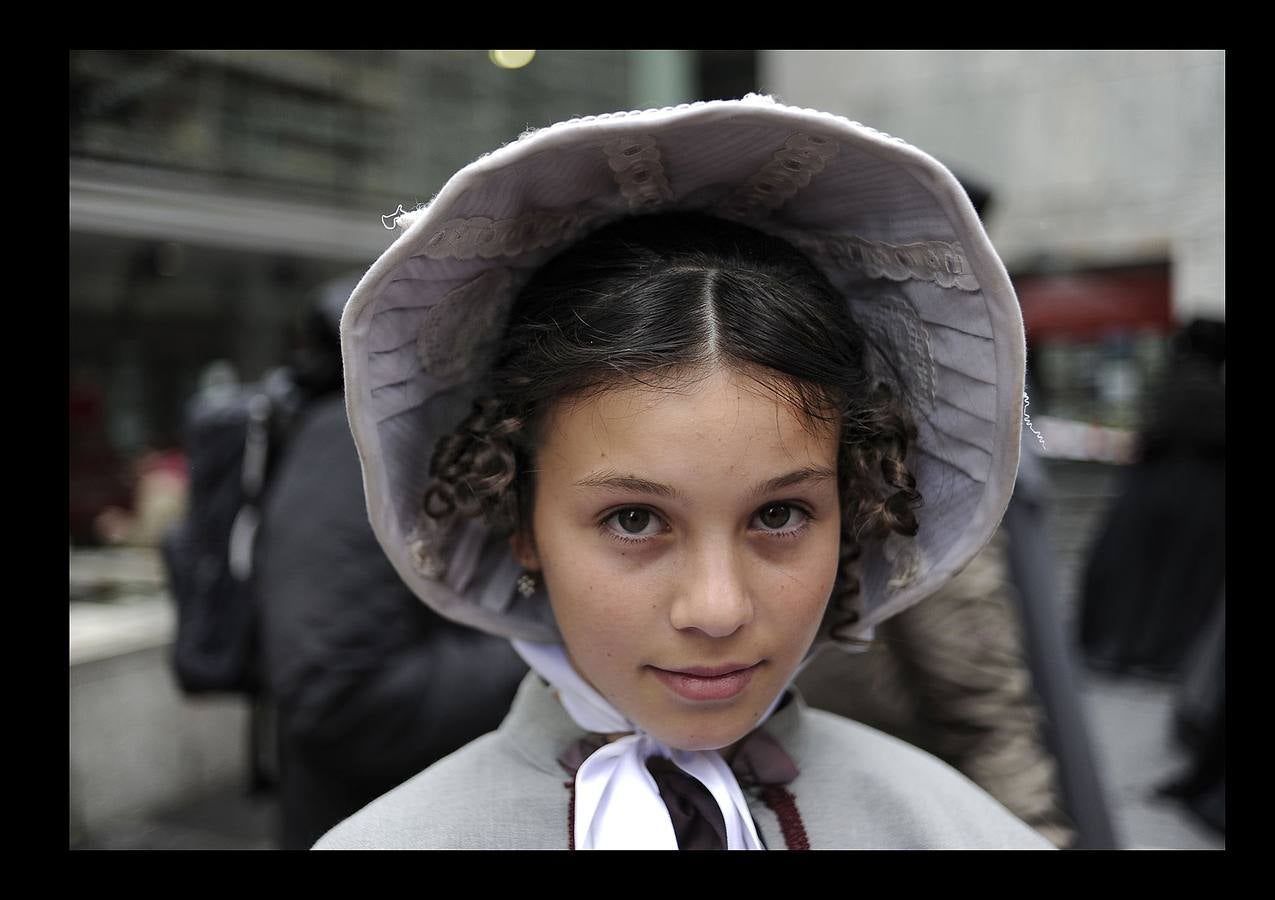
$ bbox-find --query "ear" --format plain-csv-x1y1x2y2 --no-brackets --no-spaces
509,529,541,572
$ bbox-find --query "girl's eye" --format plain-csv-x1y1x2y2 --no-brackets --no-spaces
752,502,808,534
603,507,664,539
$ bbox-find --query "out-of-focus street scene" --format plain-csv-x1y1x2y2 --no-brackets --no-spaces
70,50,1224,850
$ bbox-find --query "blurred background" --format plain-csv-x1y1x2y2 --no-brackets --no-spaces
69,49,1224,850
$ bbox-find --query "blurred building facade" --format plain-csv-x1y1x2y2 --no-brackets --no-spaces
68,49,758,545
763,50,1224,430
70,50,1224,542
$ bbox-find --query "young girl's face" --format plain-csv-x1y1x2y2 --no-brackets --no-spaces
514,365,842,751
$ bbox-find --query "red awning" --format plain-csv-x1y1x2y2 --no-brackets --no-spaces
1013,269,1173,342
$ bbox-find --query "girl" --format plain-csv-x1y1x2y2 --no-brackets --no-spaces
317,95,1050,849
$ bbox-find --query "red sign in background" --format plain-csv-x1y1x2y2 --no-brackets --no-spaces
1014,267,1173,342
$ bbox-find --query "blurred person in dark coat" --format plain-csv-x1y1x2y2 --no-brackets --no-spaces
1001,416,1119,849
1156,587,1224,837
1079,318,1225,677
797,176,1115,850
255,277,528,850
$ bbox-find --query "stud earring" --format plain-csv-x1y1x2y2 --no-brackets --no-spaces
516,571,537,599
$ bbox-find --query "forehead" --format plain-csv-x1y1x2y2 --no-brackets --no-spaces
536,366,839,480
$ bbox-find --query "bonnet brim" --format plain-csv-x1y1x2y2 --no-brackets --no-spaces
340,94,1025,645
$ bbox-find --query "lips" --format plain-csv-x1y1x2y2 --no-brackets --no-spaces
651,662,762,702
667,663,756,678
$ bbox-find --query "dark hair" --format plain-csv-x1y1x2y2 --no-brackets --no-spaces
423,212,921,643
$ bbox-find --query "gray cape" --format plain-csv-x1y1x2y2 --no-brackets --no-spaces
315,672,1056,850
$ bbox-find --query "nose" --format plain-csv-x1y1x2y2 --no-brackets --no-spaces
669,538,754,638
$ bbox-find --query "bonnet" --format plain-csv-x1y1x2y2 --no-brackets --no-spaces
340,94,1025,649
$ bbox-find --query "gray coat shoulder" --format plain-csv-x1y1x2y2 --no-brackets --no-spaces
786,708,1057,849
312,731,569,850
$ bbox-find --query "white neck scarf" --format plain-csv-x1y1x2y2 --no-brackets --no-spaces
511,638,790,850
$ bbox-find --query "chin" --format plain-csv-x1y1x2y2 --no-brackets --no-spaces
651,730,743,754
642,705,770,753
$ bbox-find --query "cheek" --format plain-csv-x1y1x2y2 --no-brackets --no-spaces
811,525,844,595
804,530,844,623
538,538,662,649
754,524,841,605
761,546,838,654
543,563,662,700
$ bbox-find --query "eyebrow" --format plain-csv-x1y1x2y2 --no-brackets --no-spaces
574,466,837,499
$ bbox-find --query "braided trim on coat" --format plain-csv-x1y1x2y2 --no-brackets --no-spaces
761,785,811,850
565,779,577,850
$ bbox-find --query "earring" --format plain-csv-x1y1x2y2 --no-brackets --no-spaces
516,571,537,599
